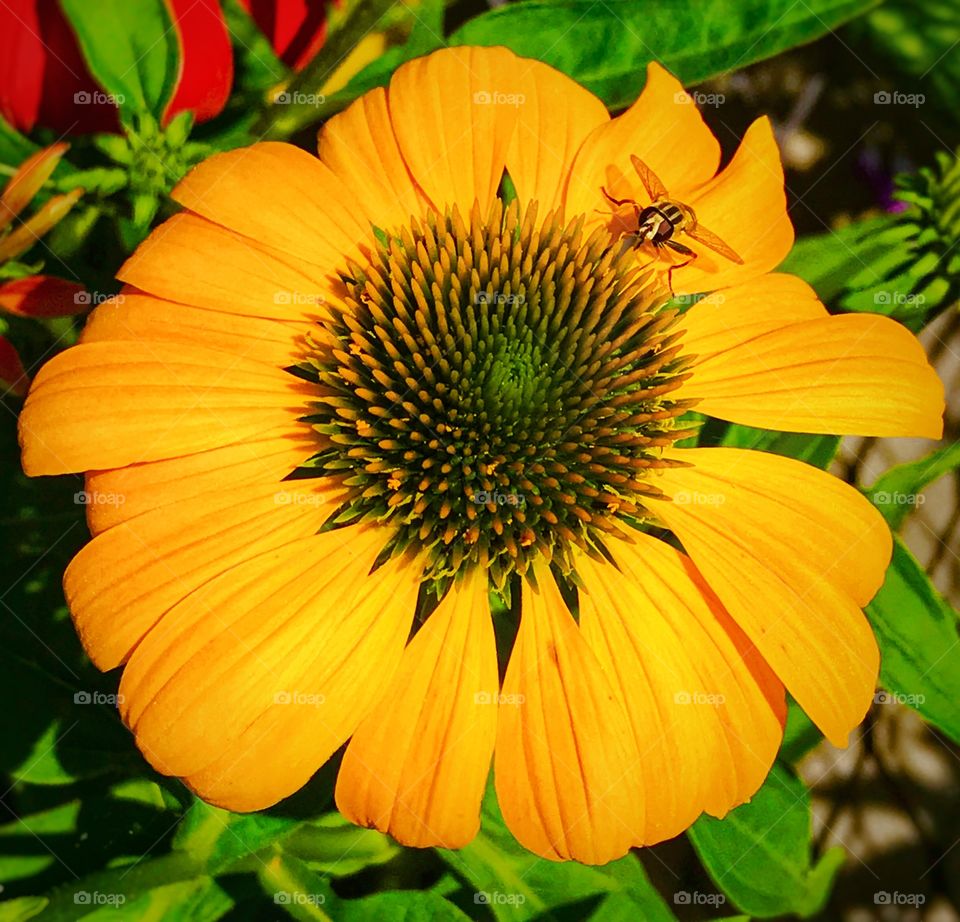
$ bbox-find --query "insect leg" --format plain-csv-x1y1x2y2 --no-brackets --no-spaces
601,186,635,209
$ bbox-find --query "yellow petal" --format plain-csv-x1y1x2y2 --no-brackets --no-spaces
118,213,343,322
495,565,644,864
577,534,784,844
681,304,944,438
172,142,372,269
84,427,315,534
505,60,609,214
564,62,721,220
65,481,339,670
680,273,827,357
318,86,431,233
388,46,522,214
80,292,311,367
122,527,417,811
19,341,313,475
651,448,886,745
336,568,497,848
671,118,794,295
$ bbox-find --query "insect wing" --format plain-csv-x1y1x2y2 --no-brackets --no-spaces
630,154,669,201
684,222,745,264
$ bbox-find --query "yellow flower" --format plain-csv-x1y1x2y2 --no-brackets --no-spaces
19,47,943,865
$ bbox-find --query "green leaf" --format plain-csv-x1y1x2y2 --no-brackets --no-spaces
256,851,337,922
865,441,960,530
450,0,879,109
10,852,203,922
779,698,823,764
866,537,960,744
280,814,400,877
0,802,81,885
854,0,960,122
173,800,301,875
782,219,947,329
75,878,233,922
720,425,840,470
59,0,181,119
0,115,39,169
782,149,960,328
688,763,844,918
337,892,473,921
0,897,48,922
438,785,676,921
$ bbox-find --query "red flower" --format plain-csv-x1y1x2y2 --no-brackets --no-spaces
239,0,331,71
0,335,29,397
0,0,233,134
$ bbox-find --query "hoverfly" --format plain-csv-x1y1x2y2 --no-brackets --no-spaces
602,154,744,269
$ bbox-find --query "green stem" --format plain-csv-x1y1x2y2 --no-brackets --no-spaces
254,0,398,139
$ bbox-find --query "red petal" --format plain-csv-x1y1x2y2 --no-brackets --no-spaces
164,0,234,125
0,334,29,397
0,0,45,132
0,275,89,318
0,0,118,135
239,0,330,72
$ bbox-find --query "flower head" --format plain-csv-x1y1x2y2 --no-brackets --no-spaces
19,47,943,864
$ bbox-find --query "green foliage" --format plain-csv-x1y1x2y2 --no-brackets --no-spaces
719,425,840,469
255,0,446,137
438,786,677,921
783,148,960,328
0,116,38,169
855,0,960,121
59,0,181,122
451,0,879,108
688,764,845,918
865,441,960,530
867,538,960,745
